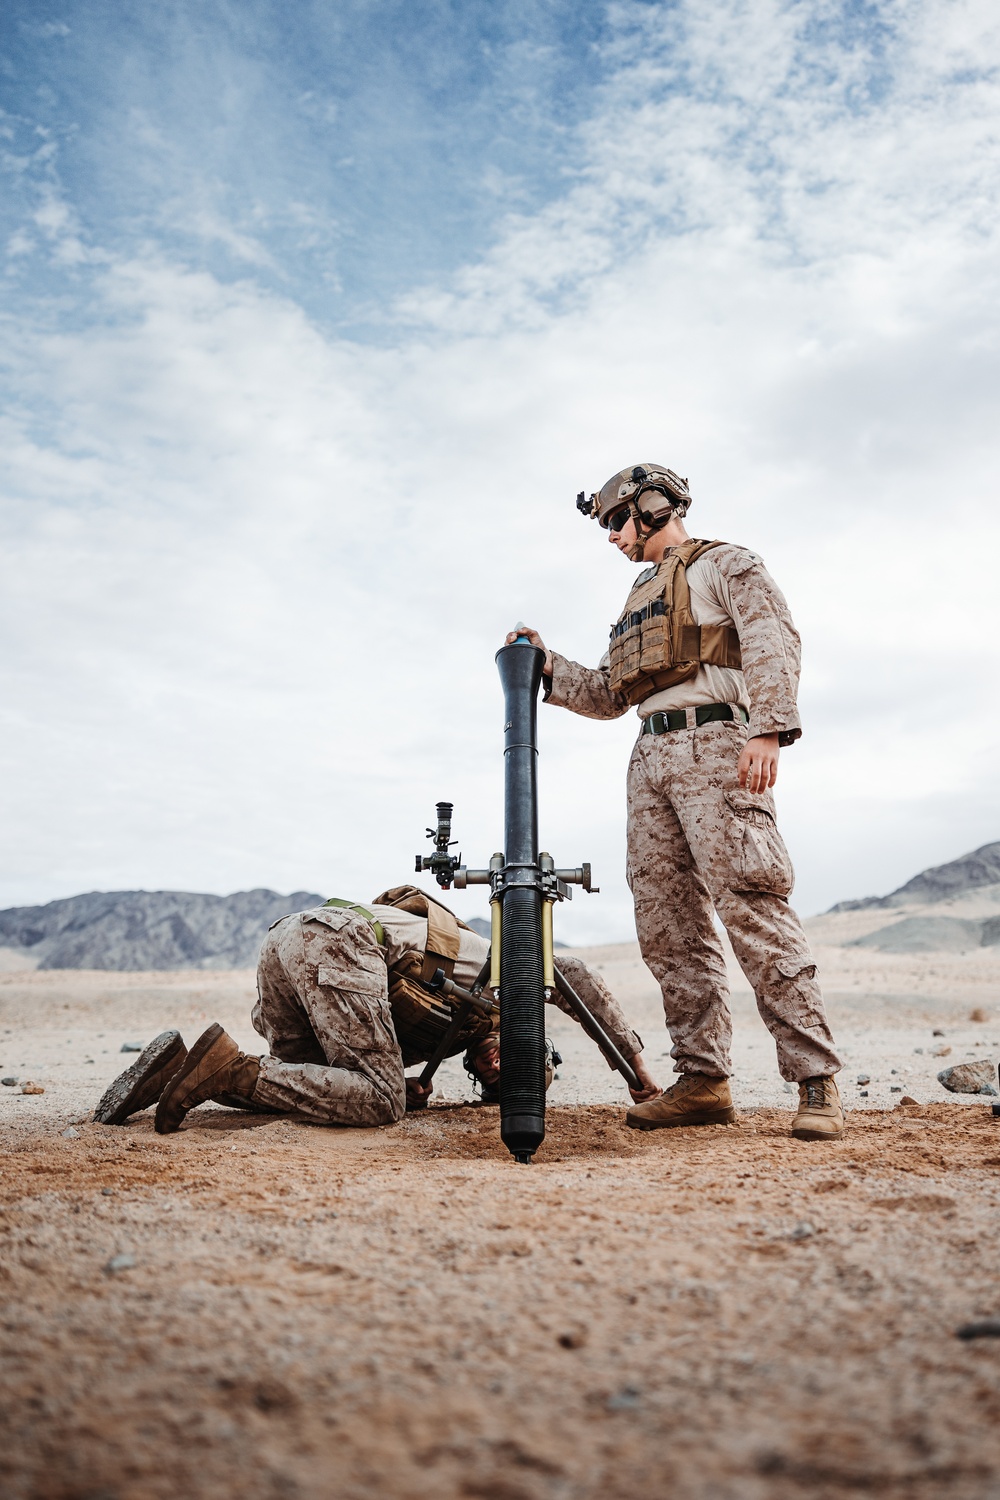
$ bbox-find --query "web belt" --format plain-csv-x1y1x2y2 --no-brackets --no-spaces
640,703,749,735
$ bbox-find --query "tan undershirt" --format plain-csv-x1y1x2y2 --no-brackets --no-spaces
368,904,488,991
600,553,750,720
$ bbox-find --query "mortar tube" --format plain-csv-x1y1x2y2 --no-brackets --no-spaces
494,639,547,1163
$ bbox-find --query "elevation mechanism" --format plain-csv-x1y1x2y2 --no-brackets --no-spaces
416,629,638,1163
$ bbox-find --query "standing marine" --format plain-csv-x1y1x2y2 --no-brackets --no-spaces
508,463,843,1140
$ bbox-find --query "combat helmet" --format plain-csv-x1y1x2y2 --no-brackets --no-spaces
576,463,691,561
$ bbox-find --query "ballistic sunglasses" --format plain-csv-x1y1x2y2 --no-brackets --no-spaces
602,505,632,534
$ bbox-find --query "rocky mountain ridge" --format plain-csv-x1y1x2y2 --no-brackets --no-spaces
818,841,1000,953
4,840,999,969
0,889,324,971
828,841,1000,912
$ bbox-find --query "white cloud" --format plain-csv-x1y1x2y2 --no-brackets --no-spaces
6,230,34,259
1,0,999,939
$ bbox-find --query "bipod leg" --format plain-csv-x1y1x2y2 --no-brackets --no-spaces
552,966,641,1093
417,1002,474,1092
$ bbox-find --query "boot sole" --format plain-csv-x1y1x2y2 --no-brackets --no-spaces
791,1123,844,1141
93,1031,188,1125
155,1022,224,1134
627,1106,737,1131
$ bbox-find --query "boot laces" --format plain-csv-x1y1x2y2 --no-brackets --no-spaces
803,1077,830,1108
665,1073,715,1099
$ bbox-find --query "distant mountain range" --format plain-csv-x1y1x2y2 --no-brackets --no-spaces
0,891,535,971
825,841,1000,954
0,889,324,971
4,843,998,970
828,842,1000,912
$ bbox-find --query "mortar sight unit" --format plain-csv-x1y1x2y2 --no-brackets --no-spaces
416,628,636,1165
415,802,464,890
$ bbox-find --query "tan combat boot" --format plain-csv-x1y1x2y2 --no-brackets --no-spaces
626,1074,735,1131
155,1024,261,1134
94,1030,188,1125
791,1075,844,1140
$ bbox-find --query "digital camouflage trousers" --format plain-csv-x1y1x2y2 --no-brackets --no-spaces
252,907,406,1126
626,719,841,1083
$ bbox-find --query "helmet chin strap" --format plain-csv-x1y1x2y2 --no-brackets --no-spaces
626,502,672,562
624,502,646,561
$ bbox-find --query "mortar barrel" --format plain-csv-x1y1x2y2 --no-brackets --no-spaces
494,641,547,1162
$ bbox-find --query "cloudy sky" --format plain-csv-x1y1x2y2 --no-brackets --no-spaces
2,0,998,941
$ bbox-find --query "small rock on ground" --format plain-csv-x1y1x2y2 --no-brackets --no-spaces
938,1060,997,1095
607,1386,642,1411
104,1254,136,1274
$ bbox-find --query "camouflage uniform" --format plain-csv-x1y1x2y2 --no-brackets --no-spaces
252,905,643,1125
253,907,404,1126
546,541,840,1083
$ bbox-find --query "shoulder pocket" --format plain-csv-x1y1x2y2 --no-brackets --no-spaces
302,908,352,933
710,546,763,583
317,955,385,996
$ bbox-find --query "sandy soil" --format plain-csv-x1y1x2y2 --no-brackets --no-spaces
2,938,1000,1499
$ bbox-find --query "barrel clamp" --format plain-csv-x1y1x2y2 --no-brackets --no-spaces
416,805,599,901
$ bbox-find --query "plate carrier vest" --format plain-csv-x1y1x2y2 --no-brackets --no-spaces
607,539,742,705
369,885,495,1068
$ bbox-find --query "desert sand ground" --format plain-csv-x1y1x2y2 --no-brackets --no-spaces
2,930,1000,1499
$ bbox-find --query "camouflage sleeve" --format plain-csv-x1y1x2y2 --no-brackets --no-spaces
549,955,643,1065
711,547,803,745
542,651,631,720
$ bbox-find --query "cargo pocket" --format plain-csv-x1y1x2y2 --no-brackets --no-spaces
770,955,826,1029
724,791,794,896
316,973,392,1054
774,955,815,979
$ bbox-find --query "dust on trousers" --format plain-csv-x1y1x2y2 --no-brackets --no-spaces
627,719,841,1083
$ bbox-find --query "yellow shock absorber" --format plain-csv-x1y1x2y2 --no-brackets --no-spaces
541,898,555,990
490,898,502,990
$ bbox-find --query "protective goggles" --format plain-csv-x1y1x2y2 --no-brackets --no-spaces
601,504,633,533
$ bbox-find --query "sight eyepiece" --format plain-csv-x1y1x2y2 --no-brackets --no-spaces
415,800,462,887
